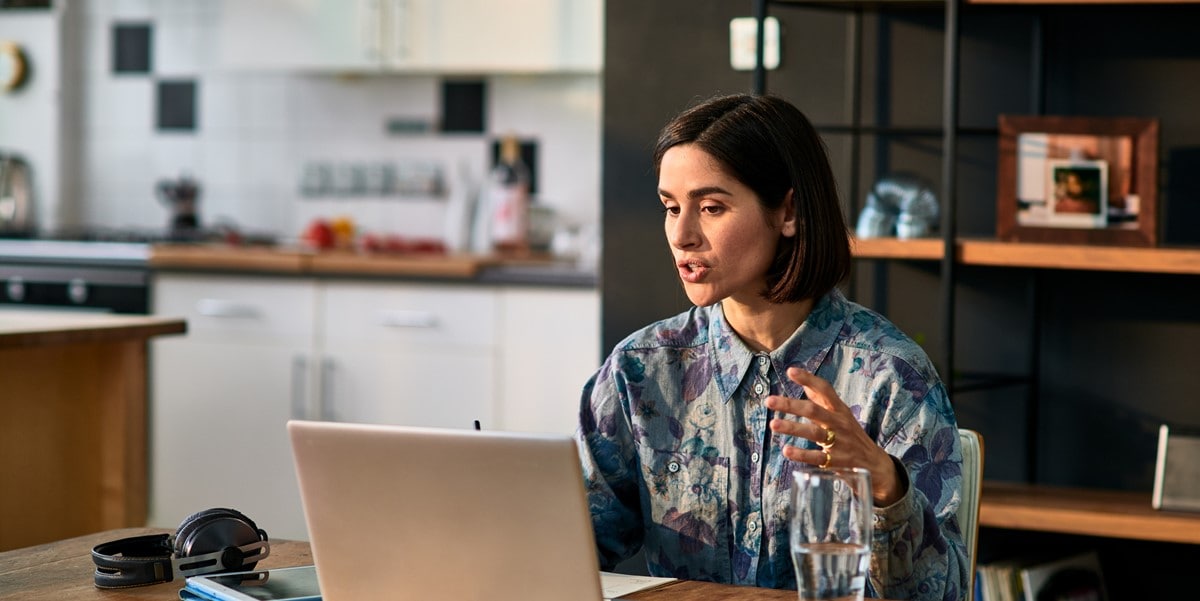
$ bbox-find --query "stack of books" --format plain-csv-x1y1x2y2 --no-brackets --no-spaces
975,551,1107,601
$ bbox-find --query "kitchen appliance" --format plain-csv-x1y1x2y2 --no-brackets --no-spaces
0,152,34,235
0,239,150,314
157,174,201,233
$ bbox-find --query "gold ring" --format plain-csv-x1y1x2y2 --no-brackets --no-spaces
819,449,832,469
819,428,836,450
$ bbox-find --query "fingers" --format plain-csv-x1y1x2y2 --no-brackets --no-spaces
785,366,841,412
768,367,852,469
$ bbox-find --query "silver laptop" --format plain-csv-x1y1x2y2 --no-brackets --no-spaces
287,420,604,601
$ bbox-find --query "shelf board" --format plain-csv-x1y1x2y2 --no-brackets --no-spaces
851,237,1200,274
851,236,944,260
959,239,1200,274
980,482,1200,544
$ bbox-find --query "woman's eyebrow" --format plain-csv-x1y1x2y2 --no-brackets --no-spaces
658,185,732,200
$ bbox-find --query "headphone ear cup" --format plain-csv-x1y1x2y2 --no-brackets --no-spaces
174,508,266,572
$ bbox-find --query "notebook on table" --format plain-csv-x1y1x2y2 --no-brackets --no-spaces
286,419,606,601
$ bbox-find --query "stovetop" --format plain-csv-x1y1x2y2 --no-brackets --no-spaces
0,227,277,267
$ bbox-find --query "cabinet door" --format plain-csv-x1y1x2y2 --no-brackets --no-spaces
319,282,497,429
150,340,313,540
497,287,600,434
411,0,602,73
217,0,383,71
150,274,317,540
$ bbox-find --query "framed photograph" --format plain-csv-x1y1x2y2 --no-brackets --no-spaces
997,115,1159,246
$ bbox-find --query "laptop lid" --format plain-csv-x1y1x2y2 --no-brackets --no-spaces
287,420,604,601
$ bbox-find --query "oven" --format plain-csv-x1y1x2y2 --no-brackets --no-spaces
0,240,151,314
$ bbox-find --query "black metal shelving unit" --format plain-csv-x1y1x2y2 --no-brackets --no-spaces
749,0,1057,481
751,0,962,397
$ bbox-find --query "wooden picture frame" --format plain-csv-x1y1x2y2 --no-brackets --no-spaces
997,115,1159,247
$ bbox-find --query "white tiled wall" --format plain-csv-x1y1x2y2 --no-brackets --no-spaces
57,0,601,241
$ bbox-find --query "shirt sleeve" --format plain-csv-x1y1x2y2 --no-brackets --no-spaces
867,380,969,601
575,355,645,570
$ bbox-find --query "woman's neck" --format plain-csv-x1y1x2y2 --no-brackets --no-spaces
721,296,815,353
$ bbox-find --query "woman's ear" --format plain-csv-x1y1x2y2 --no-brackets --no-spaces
780,189,798,237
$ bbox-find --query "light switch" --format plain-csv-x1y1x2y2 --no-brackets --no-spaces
730,17,780,72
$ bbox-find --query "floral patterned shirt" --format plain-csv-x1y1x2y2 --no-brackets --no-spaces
576,289,967,601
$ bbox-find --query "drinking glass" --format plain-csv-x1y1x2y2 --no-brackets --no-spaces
790,466,873,601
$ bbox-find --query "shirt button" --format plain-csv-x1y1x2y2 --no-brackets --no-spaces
751,451,760,463
753,382,765,395
667,461,680,473
748,520,758,532
757,356,768,366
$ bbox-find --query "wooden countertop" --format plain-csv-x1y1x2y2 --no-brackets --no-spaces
0,311,186,349
150,244,535,279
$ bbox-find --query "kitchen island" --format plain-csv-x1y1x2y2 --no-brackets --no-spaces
0,311,186,551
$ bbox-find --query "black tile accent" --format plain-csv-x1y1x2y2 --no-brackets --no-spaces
156,79,197,131
113,23,152,74
441,80,486,133
490,138,538,196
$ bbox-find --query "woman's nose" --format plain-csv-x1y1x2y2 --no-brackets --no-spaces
667,212,701,249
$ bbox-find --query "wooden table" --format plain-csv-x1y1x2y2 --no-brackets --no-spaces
0,528,797,600
0,312,186,552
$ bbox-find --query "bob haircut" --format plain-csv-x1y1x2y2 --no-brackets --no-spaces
652,94,851,304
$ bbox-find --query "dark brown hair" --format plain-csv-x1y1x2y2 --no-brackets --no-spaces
653,94,851,303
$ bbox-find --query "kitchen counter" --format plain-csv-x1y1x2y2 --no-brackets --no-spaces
0,311,186,552
0,310,185,348
148,243,597,287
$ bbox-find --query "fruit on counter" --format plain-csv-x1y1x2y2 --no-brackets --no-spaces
359,232,446,255
330,216,356,249
301,218,335,250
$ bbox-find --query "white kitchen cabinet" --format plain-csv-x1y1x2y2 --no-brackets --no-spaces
216,0,600,73
417,0,603,73
150,274,318,540
216,0,391,71
318,281,497,429
496,287,599,435
150,272,598,540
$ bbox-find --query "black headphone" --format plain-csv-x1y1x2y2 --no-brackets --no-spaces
91,508,270,589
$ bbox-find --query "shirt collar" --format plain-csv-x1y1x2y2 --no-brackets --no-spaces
706,289,849,403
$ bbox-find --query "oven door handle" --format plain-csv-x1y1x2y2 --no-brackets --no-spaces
195,298,261,319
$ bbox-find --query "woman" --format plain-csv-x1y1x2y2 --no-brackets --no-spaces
576,94,966,601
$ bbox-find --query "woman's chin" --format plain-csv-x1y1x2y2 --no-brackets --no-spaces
682,285,723,308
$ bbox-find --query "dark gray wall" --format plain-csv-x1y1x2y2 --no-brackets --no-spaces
600,0,751,352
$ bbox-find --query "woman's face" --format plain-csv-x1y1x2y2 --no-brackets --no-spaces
658,144,794,308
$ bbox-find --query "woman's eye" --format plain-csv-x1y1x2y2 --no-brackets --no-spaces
662,205,680,216
701,205,725,215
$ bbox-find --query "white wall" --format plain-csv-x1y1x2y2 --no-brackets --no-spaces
0,9,63,230
55,0,600,241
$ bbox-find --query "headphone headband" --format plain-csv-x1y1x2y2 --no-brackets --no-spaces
91,509,269,589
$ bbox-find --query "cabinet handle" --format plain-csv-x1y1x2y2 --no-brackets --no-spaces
378,309,438,329
363,0,382,61
291,356,309,420
196,299,260,319
319,358,336,421
390,0,408,60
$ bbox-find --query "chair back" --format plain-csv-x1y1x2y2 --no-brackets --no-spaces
958,428,984,601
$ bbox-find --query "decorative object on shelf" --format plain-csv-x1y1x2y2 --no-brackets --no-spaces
997,115,1159,247
1152,424,1200,513
855,173,939,240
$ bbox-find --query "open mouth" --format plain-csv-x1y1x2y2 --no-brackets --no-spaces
677,259,710,283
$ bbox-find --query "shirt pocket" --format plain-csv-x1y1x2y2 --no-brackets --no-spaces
642,449,729,549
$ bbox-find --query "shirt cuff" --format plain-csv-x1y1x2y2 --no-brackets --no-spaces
872,455,916,532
